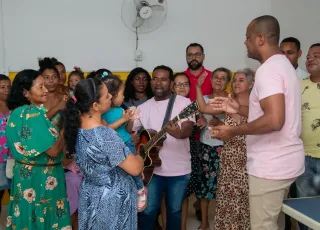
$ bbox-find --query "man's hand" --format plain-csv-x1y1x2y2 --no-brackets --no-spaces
209,125,235,141
165,121,181,139
209,94,240,114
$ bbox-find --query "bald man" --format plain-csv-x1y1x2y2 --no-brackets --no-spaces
210,15,304,229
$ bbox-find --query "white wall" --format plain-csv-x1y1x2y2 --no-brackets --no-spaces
0,0,6,74
0,0,318,73
271,0,320,71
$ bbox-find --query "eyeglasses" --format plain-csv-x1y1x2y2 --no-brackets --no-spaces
174,82,190,88
186,52,203,59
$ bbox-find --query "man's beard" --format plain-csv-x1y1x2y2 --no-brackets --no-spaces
152,87,170,99
188,60,203,70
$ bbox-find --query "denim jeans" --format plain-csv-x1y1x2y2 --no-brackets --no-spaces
125,139,144,190
296,156,320,230
139,174,190,230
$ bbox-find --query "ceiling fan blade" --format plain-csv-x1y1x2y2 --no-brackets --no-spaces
132,16,145,28
150,5,164,12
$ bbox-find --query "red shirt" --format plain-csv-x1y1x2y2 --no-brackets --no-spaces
184,67,213,102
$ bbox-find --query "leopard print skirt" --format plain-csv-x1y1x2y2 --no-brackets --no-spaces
214,114,250,230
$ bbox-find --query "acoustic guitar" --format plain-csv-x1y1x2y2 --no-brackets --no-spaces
136,101,199,186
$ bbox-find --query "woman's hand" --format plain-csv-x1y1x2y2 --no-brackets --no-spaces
196,71,208,88
208,116,223,127
209,94,240,114
196,115,207,129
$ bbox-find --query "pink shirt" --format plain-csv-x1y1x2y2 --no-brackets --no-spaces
133,95,194,176
246,54,305,180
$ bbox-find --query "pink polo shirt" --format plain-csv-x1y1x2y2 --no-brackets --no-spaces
133,95,194,176
246,54,305,180
185,67,213,102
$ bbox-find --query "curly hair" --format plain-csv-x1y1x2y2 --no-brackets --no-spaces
233,68,255,85
38,57,60,77
7,70,41,110
123,67,153,102
51,57,65,69
62,78,104,153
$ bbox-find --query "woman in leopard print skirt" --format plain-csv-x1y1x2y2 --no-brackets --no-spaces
212,69,254,230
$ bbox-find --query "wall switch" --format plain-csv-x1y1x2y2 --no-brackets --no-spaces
134,49,143,61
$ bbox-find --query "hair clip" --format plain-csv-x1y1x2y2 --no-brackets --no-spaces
72,95,77,103
101,71,109,79
74,66,79,70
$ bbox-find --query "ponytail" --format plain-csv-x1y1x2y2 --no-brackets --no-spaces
62,78,104,153
63,98,81,153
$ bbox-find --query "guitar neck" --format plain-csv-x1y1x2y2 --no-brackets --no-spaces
144,116,179,151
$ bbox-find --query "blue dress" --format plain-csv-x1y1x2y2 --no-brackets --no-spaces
76,126,137,230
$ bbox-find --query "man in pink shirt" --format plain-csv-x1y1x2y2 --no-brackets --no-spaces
184,43,213,102
129,65,194,230
209,15,304,229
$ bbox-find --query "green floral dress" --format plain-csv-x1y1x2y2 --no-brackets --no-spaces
5,105,71,230
39,105,61,129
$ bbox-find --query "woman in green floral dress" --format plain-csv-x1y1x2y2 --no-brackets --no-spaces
5,69,71,230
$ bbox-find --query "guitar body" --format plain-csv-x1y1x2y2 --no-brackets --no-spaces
136,129,163,186
135,101,200,186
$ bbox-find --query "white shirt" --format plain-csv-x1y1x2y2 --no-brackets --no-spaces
200,95,224,147
296,66,309,79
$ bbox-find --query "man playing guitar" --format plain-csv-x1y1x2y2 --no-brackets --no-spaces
128,65,195,230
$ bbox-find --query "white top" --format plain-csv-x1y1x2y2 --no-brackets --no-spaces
296,66,309,80
200,95,224,147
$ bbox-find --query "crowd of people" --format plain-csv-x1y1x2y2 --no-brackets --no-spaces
0,14,319,230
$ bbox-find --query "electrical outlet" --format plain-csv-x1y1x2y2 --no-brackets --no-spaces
134,49,143,61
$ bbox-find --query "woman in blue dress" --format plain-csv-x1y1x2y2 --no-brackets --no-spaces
62,78,144,230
